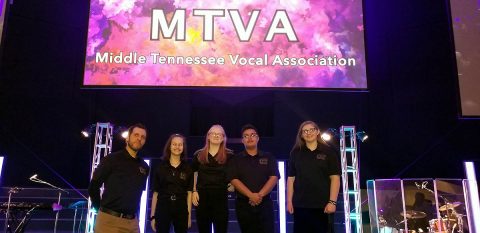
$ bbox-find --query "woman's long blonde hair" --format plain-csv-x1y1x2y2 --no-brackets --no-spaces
197,124,231,164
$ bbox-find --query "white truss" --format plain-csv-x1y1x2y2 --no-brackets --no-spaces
340,126,363,233
85,123,113,233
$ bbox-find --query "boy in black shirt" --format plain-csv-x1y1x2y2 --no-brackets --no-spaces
227,124,280,233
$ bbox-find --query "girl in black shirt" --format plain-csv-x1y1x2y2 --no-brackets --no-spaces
287,121,341,233
192,124,234,233
150,134,193,233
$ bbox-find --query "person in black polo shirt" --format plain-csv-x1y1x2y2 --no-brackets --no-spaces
287,121,341,233
191,124,234,233
88,123,150,233
150,133,193,233
227,124,279,233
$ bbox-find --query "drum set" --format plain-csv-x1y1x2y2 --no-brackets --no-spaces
379,202,465,233
426,202,465,233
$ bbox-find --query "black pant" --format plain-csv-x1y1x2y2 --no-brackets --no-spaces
155,197,188,233
195,189,228,233
236,198,275,233
293,207,332,233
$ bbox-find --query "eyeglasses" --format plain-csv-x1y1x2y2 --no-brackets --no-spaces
242,133,258,139
302,128,317,135
208,132,224,137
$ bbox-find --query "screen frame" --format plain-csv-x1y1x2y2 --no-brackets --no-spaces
79,0,370,91
0,0,10,67
446,0,480,119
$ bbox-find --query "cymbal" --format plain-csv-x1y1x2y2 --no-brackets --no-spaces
401,210,427,219
439,202,461,211
443,217,458,222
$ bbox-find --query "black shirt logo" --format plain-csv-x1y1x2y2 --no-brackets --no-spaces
179,172,186,180
139,166,147,175
316,154,327,160
259,158,268,165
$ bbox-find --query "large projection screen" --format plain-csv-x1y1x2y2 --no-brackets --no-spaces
83,0,367,89
450,1,480,117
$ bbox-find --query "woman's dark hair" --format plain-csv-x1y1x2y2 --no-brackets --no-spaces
162,133,187,161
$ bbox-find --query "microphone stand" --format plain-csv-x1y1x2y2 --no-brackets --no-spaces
14,206,37,233
415,181,450,204
4,187,21,233
30,176,68,233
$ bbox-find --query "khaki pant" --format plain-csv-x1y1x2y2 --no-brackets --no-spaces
94,210,140,233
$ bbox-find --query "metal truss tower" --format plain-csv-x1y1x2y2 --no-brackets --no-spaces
340,126,363,233
85,123,113,233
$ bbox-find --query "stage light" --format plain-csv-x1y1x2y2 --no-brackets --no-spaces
356,131,368,142
81,130,90,138
321,128,337,142
82,124,131,140
81,124,96,138
321,132,332,141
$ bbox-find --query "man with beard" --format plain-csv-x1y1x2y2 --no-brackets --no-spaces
88,123,150,233
227,124,279,233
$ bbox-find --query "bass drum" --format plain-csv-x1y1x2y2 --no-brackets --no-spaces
429,218,447,233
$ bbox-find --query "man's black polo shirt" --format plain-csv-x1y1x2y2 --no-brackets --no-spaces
227,150,280,200
152,160,193,196
287,143,340,208
88,149,150,214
